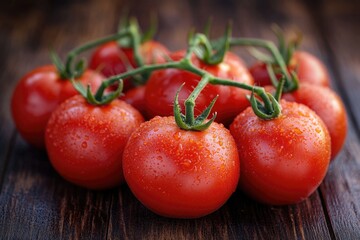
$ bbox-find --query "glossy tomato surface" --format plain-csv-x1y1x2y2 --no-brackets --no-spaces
11,65,104,148
119,85,147,118
291,51,330,87
123,116,240,218
89,40,169,91
144,51,254,126
282,83,347,159
45,95,144,189
230,100,331,205
249,50,330,87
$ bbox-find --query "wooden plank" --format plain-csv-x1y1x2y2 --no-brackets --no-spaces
303,0,360,238
0,0,47,195
1,0,359,239
312,0,360,122
108,188,331,239
0,137,113,239
0,0,119,238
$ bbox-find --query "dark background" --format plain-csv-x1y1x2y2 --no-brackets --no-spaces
0,0,360,239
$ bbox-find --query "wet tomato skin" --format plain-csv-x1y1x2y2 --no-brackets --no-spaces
120,85,147,118
123,116,240,218
144,51,254,126
230,100,331,205
249,51,330,87
282,83,347,160
45,95,144,189
11,65,104,148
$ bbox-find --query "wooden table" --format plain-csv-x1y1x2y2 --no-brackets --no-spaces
1,0,359,239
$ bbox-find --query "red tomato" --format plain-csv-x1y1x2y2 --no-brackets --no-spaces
230,100,331,205
123,116,240,218
282,83,347,160
89,40,169,91
11,65,104,148
45,95,144,189
144,51,254,126
249,51,330,87
119,85,147,118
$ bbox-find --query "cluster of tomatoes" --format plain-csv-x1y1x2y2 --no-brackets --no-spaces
11,22,347,219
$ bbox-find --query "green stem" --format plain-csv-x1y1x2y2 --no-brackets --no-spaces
230,38,298,91
184,74,211,125
184,33,212,61
230,38,290,81
128,18,145,70
274,76,286,102
63,31,130,79
98,51,278,114
94,35,283,120
210,78,273,113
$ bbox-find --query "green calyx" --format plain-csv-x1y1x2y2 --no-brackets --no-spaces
186,22,231,65
249,91,281,120
174,75,218,131
248,71,285,119
209,77,283,120
72,78,123,105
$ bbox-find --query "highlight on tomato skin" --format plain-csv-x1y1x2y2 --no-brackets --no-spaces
144,50,254,126
249,50,331,88
11,65,105,148
122,116,240,218
230,100,331,205
45,95,144,190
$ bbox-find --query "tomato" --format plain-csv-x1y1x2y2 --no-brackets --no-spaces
89,40,169,91
230,100,331,205
119,85,147,118
144,51,254,126
282,83,347,160
11,65,104,148
45,95,144,189
123,116,240,218
249,51,330,87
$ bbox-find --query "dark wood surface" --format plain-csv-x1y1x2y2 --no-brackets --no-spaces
1,0,360,239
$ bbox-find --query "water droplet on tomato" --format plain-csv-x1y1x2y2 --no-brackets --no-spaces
81,141,88,149
181,159,192,168
173,131,181,140
293,127,303,134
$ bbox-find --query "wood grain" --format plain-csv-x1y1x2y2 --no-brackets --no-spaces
305,0,360,238
0,0,359,239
